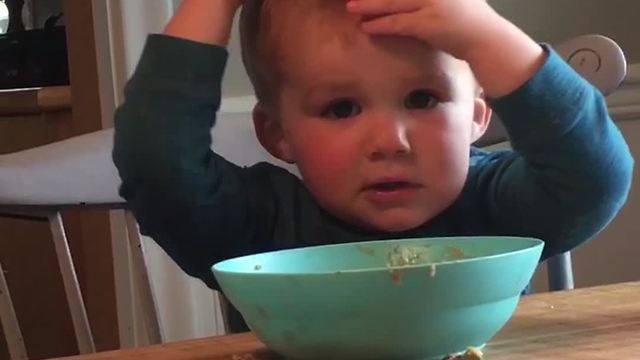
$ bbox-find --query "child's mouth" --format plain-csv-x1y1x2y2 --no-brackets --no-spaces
362,180,424,203
367,182,418,192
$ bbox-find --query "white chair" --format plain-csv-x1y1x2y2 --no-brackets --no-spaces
0,35,628,358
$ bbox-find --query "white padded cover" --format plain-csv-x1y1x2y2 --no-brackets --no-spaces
0,112,294,207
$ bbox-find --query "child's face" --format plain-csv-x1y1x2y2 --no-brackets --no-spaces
255,11,490,232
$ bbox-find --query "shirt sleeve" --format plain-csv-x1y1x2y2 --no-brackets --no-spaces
477,45,634,259
112,34,265,288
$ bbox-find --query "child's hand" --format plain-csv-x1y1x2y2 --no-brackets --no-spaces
165,0,243,46
346,0,497,61
346,0,546,98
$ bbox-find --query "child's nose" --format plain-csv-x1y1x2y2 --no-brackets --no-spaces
366,114,413,161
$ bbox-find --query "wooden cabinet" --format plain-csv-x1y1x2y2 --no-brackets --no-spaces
0,1,119,359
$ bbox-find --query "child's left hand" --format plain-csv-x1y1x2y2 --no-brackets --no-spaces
346,0,546,98
345,0,499,61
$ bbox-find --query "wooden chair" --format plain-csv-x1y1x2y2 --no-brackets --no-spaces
0,34,627,358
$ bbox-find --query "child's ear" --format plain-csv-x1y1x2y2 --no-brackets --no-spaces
470,95,493,144
253,104,295,164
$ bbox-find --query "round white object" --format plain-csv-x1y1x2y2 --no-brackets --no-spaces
555,35,627,96
0,1,9,34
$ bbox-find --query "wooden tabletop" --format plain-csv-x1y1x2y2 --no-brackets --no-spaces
55,282,640,360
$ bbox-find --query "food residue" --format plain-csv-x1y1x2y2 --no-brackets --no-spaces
387,245,428,267
254,264,262,271
442,347,483,360
447,246,466,260
429,264,437,278
389,269,404,286
357,245,375,256
386,245,430,285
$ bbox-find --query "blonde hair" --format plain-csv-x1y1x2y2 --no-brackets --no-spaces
239,2,479,104
239,1,348,105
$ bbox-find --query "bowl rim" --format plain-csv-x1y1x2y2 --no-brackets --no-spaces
211,236,544,276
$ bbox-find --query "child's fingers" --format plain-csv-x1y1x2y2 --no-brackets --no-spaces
346,0,423,15
360,13,421,37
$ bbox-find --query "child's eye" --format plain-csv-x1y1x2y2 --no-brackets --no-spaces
321,99,362,119
404,90,438,110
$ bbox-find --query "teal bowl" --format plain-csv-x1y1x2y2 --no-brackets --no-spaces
212,236,543,360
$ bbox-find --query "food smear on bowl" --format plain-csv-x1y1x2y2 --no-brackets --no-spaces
357,244,376,256
447,246,467,260
389,268,404,286
442,347,484,360
429,263,437,278
387,245,429,267
386,245,430,285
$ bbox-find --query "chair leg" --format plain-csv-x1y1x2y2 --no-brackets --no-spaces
215,292,231,335
49,212,96,354
124,211,163,344
109,210,136,348
0,261,28,360
547,252,575,291
217,293,249,334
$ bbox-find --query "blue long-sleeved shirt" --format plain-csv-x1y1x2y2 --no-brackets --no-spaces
113,34,633,291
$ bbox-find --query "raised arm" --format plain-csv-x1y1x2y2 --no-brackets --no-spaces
476,49,633,258
112,1,260,288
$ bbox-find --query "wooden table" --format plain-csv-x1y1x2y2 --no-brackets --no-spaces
55,282,640,360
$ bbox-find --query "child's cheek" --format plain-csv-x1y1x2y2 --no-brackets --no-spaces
291,132,359,204
297,143,354,183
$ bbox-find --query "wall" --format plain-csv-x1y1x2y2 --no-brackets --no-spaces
224,13,254,98
490,0,640,62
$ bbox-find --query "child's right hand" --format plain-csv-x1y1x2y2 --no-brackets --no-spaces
164,0,243,46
